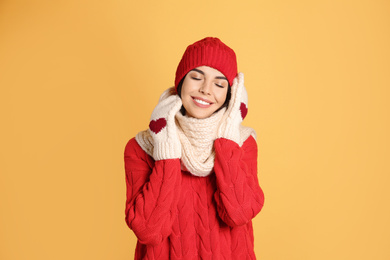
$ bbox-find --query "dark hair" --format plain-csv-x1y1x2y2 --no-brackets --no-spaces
176,77,231,116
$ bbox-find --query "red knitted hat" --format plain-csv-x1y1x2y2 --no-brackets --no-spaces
175,37,238,90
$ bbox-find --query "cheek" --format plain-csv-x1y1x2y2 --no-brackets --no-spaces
180,85,193,108
181,95,191,109
181,77,196,96
215,88,228,105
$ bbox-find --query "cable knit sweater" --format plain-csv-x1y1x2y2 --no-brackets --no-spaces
124,135,264,259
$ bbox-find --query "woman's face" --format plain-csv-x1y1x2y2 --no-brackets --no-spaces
181,66,229,119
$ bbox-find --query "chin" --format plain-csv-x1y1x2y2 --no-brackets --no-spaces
187,110,215,119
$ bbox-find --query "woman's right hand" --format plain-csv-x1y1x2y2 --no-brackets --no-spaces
148,88,183,160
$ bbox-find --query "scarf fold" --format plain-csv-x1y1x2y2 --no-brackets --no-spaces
175,108,225,176
135,97,256,177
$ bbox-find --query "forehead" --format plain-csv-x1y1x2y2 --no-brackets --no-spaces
191,66,226,78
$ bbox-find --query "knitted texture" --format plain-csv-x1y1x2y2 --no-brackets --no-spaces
124,136,265,259
136,86,255,177
175,107,225,177
175,37,237,90
146,89,182,160
217,72,248,144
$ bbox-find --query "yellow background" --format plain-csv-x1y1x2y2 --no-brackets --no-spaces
1,0,389,259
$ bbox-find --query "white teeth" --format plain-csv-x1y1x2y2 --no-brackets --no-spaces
194,98,210,105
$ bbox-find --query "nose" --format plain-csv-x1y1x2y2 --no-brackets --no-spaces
199,80,212,95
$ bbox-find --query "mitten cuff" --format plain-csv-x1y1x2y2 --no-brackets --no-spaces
153,141,181,160
217,125,240,144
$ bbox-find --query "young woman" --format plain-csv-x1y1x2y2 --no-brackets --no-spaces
124,37,265,259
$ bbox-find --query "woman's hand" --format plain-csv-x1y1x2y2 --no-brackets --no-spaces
217,72,248,144
148,88,183,160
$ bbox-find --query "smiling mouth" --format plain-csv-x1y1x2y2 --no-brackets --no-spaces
192,97,213,108
194,98,210,105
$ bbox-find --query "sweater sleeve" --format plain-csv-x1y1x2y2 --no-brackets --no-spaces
124,138,182,245
213,136,265,227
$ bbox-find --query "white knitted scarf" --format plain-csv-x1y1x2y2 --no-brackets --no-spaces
136,99,256,177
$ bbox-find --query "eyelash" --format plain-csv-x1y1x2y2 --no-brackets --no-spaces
191,76,224,88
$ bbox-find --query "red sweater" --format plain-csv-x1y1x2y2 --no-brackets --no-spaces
124,136,264,259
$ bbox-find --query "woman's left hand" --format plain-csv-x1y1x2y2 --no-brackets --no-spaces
217,72,248,144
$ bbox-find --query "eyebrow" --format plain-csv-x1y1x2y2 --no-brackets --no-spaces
190,68,228,81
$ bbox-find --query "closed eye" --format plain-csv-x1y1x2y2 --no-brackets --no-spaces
191,77,201,81
215,83,224,88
